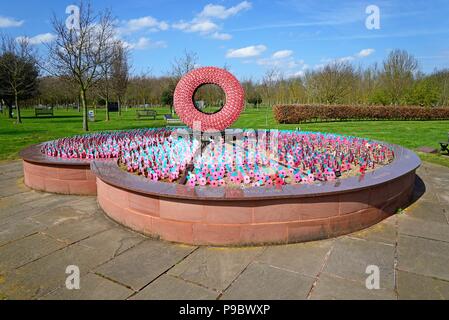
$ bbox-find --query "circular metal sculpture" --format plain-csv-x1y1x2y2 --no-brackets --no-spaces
173,66,245,131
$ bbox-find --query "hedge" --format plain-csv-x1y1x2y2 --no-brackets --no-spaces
273,104,449,123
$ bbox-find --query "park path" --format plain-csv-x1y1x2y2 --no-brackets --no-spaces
0,160,448,300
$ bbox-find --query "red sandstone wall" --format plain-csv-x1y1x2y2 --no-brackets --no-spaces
96,172,415,246
23,161,97,195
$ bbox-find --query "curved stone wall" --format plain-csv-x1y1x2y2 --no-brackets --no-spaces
92,144,420,246
20,144,97,195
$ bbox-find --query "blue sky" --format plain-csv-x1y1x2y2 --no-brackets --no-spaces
1,0,449,80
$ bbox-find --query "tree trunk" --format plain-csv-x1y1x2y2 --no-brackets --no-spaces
118,96,121,116
80,88,88,131
14,93,21,124
105,96,110,121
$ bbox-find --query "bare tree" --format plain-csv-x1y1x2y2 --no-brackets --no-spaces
96,43,115,121
46,1,116,131
165,50,199,114
0,36,39,123
170,50,199,79
381,49,418,104
305,61,358,104
111,41,129,115
261,67,282,106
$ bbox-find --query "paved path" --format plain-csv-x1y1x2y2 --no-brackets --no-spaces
0,160,448,300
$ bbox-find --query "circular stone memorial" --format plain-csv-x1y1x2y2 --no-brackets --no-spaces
20,67,420,245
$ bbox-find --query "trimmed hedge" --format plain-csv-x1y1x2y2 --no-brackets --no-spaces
273,104,449,123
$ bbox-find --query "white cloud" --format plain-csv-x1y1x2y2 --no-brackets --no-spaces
173,20,218,33
226,45,267,58
0,16,24,28
124,37,167,50
256,49,303,70
337,56,355,63
272,50,293,59
173,1,251,40
210,32,232,40
357,48,375,57
322,48,375,64
199,1,252,20
16,33,56,45
290,70,305,78
122,16,169,33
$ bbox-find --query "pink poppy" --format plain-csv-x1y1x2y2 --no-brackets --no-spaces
199,177,207,186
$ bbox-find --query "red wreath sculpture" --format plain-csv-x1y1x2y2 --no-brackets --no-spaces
173,66,245,131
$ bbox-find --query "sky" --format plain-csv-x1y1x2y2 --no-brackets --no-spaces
0,0,449,80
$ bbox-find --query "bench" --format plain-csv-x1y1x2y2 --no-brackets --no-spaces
164,114,183,127
136,109,157,120
35,107,54,117
440,132,449,154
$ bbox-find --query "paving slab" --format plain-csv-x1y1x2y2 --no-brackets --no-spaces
168,246,263,292
397,234,449,282
0,161,22,173
25,193,77,210
42,216,113,244
41,273,133,300
436,192,449,208
221,262,315,300
350,220,397,245
309,273,396,300
254,240,333,277
0,228,143,299
398,215,449,243
323,237,396,290
0,219,44,247
63,197,101,214
0,233,66,272
130,275,219,300
404,200,448,224
0,192,52,219
41,215,113,244
29,206,94,227
0,177,29,197
397,270,449,300
0,164,23,181
80,227,146,257
96,240,196,291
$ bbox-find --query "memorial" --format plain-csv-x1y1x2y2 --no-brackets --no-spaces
20,67,420,245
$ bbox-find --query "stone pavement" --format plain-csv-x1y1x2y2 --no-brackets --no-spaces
0,160,448,300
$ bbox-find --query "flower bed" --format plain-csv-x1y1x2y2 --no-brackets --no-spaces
40,129,395,188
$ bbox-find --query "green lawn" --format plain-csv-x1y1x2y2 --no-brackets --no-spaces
1,106,448,167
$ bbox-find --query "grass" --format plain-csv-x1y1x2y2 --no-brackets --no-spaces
1,106,448,167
